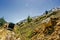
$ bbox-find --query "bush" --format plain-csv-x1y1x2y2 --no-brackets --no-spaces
45,10,48,15
0,17,6,26
8,22,15,31
16,21,23,26
27,16,32,23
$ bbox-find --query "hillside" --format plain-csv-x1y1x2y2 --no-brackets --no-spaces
0,8,60,40
16,7,60,40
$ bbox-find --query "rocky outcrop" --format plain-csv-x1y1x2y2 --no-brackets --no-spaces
31,17,60,40
0,29,21,40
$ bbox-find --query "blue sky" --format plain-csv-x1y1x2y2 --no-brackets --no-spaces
0,0,60,23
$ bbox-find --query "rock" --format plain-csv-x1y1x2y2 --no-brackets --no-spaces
56,22,60,26
0,29,21,40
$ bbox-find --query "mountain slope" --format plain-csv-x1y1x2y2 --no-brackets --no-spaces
17,8,60,40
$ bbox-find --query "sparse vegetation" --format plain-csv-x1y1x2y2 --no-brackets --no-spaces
27,16,32,23
0,17,6,27
45,10,48,15
16,9,60,40
0,8,60,40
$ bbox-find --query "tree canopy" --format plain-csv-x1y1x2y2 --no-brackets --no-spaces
27,16,32,23
0,17,7,26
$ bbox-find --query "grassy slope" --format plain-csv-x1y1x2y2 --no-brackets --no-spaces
17,9,60,40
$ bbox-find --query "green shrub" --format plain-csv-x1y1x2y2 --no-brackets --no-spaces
45,10,48,15
27,16,32,23
0,17,6,26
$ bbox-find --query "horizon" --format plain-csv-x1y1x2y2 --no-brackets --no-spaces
0,0,60,23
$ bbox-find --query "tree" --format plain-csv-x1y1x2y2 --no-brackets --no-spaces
0,17,6,26
45,10,48,15
27,16,32,23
